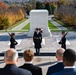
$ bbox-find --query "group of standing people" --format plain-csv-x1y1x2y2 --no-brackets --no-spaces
0,47,76,75
0,48,42,75
33,28,68,55
9,28,68,54
1,28,76,75
46,48,76,75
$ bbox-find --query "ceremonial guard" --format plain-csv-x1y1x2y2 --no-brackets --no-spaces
59,31,68,50
33,28,42,55
10,33,18,49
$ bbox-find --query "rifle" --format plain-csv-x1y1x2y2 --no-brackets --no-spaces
4,28,11,36
64,31,68,37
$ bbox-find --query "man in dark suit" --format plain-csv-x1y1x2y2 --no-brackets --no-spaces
0,48,32,75
19,49,42,75
33,28,42,55
10,33,18,49
59,31,68,50
52,49,76,75
46,48,65,75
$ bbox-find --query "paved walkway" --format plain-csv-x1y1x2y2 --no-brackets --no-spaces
12,19,30,30
48,15,68,30
0,32,76,75
0,32,76,54
11,15,68,31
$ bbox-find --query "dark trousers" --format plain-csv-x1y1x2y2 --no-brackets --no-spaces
36,48,40,55
10,44,15,49
62,44,66,50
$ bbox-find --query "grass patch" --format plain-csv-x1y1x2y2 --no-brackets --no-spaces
0,29,73,32
48,21,58,30
22,21,58,32
53,18,68,28
51,29,70,32
21,21,59,32
22,23,30,30
52,18,75,31
1,18,73,32
0,30,28,32
8,19,27,30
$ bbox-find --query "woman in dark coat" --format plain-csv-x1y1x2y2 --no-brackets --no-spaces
10,33,18,49
33,28,42,55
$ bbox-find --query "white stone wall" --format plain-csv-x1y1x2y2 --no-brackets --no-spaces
28,10,51,37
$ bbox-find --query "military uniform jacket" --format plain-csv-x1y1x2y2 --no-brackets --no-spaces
33,31,42,48
10,37,18,49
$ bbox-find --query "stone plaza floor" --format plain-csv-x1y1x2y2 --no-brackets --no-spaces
0,31,76,75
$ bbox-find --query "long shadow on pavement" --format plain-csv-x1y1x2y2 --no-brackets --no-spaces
35,61,57,67
0,52,56,57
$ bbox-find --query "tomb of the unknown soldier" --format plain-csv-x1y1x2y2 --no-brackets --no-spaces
0,1,76,75
28,10,51,37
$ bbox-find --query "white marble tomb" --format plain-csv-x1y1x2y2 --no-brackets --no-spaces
27,10,51,37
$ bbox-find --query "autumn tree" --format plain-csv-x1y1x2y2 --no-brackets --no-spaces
55,0,76,27
23,4,33,15
36,1,45,9
0,2,25,29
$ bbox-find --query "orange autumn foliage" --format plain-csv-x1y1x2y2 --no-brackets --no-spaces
0,2,25,29
0,1,8,10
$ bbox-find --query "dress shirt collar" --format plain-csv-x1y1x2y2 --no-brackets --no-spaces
25,61,32,64
58,60,63,63
64,66,75,69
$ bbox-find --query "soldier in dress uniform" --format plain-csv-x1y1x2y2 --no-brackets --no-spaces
59,31,68,50
10,33,18,49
